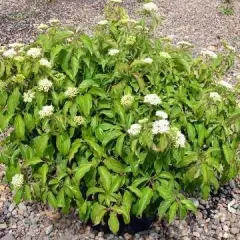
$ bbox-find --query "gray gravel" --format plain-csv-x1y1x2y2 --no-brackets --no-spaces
0,0,240,239
1,168,240,240
0,0,240,51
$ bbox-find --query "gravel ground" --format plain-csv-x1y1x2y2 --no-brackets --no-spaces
0,170,240,240
0,0,240,239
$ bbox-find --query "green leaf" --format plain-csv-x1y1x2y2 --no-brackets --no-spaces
91,203,106,225
127,186,142,198
158,200,173,219
104,158,125,174
56,134,71,156
181,199,197,212
24,114,35,132
48,192,58,208
50,44,63,62
57,188,65,208
39,164,48,185
14,115,25,139
201,183,210,199
187,123,196,142
33,134,49,158
76,94,92,117
23,185,31,201
157,186,174,200
84,137,104,157
108,212,120,234
98,166,112,192
7,87,20,114
0,114,13,132
102,130,123,146
74,163,92,183
123,190,132,211
80,35,93,54
68,139,81,161
14,188,23,204
115,134,125,156
222,144,232,164
168,202,178,223
23,157,42,167
71,55,79,79
137,187,153,217
79,80,97,90
79,201,87,218
89,87,107,98
86,187,105,197
110,176,123,193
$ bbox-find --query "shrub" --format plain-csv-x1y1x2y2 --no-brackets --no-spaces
0,1,240,234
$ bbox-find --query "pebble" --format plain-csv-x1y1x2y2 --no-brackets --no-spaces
45,225,53,235
0,223,7,229
0,234,15,240
18,203,27,211
8,203,16,212
230,227,239,234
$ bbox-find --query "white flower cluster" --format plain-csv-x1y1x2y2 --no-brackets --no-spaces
65,87,79,98
74,116,85,126
218,80,233,90
201,50,217,59
37,23,49,30
23,90,35,103
152,119,170,135
97,20,108,25
108,48,120,56
39,58,52,68
39,105,54,118
38,78,53,92
2,48,17,58
127,124,142,136
143,57,153,64
209,92,222,102
11,174,24,189
174,130,186,148
159,52,171,59
156,110,168,119
143,2,158,12
144,94,161,105
121,95,134,107
27,48,42,58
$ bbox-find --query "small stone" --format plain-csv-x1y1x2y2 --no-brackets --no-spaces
222,232,228,239
0,223,7,229
89,233,95,239
229,180,236,189
45,225,53,235
18,209,24,215
124,233,132,240
193,232,200,238
230,227,239,235
18,203,27,211
97,232,104,237
0,234,15,240
8,203,16,212
223,225,229,232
